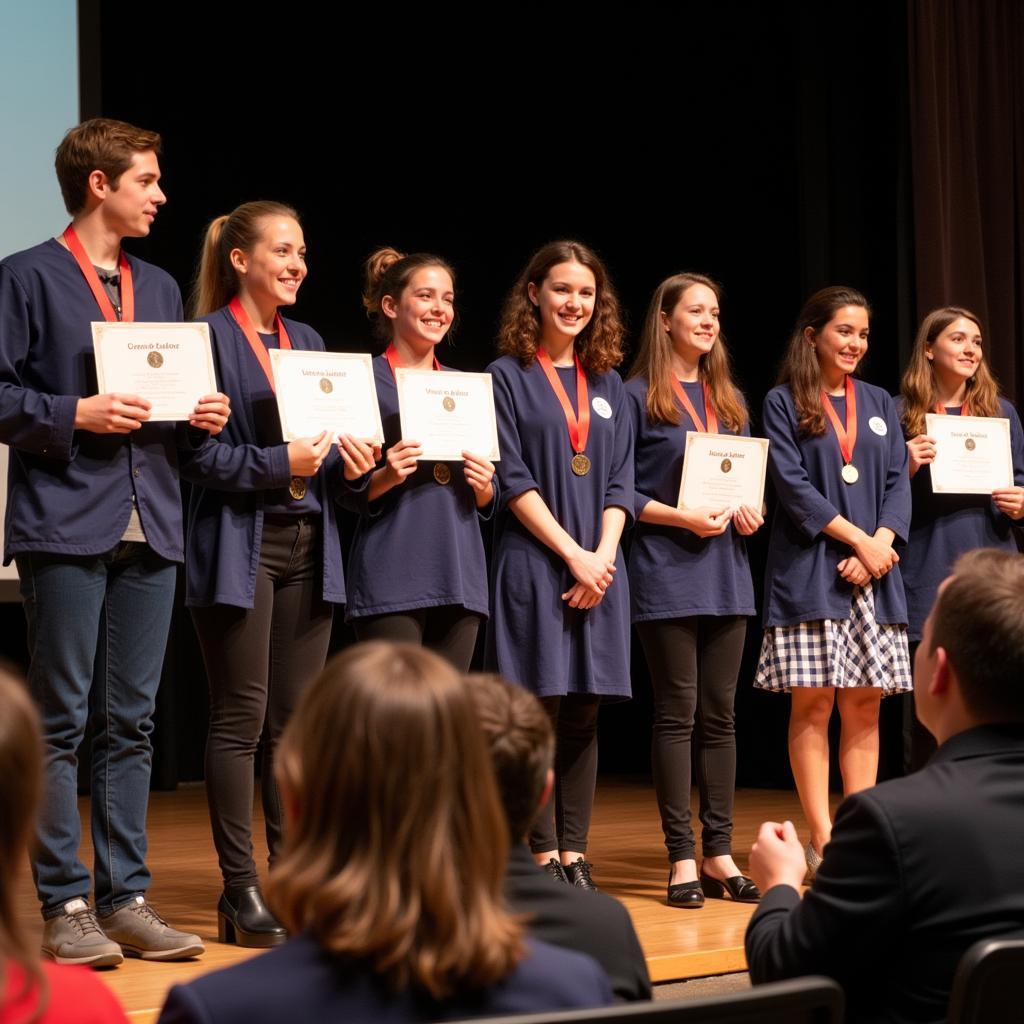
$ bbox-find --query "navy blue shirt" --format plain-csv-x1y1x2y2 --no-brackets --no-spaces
0,238,195,563
761,380,911,627
486,355,634,699
898,396,1024,640
342,353,492,621
625,376,756,620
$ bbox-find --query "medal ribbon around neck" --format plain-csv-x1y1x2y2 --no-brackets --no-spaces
933,398,972,416
669,375,718,433
384,342,441,376
820,375,858,473
62,224,134,322
228,297,292,393
536,347,590,467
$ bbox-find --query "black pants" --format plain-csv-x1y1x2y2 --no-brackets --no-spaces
637,615,746,861
529,694,601,854
353,605,481,672
192,518,333,892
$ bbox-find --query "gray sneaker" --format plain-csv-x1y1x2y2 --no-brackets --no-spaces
42,898,124,968
99,896,205,961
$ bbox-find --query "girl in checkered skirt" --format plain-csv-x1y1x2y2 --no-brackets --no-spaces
754,286,912,875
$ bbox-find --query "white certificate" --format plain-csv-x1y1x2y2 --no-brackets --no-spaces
925,413,1013,494
269,350,384,445
92,321,218,421
394,368,500,462
677,432,769,512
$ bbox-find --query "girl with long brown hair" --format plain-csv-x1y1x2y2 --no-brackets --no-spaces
626,273,762,908
754,287,911,875
156,643,612,1022
486,241,632,891
182,201,378,947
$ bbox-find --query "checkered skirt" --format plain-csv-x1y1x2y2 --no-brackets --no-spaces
754,585,912,695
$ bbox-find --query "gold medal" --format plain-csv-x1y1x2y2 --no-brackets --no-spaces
289,477,307,500
841,463,859,485
433,463,452,485
571,453,591,477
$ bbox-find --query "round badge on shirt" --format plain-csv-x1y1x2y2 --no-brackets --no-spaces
592,397,613,419
869,416,888,436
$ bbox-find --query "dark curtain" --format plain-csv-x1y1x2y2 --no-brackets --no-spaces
908,0,1024,402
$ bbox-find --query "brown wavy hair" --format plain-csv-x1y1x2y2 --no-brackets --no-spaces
497,240,625,374
362,247,457,344
190,201,300,317
269,643,522,1000
627,272,747,432
899,306,1001,438
777,285,871,437
0,668,45,1022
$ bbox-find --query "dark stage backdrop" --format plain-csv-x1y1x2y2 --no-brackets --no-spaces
2,2,921,790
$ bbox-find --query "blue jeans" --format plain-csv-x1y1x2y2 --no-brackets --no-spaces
17,543,176,917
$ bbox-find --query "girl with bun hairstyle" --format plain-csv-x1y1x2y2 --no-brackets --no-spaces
625,273,762,908
486,241,633,891
182,201,378,947
343,248,495,670
754,287,911,875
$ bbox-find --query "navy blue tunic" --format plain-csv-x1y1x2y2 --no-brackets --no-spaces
761,380,911,627
625,376,756,620
486,355,634,699
342,353,491,621
898,396,1024,640
0,238,194,563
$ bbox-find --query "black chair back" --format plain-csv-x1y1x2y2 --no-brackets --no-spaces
948,937,1024,1024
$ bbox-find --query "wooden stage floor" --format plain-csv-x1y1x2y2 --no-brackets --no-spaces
15,780,825,1022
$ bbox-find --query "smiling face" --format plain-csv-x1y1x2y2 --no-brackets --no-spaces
99,150,166,238
808,304,870,389
382,265,455,349
232,216,307,311
527,261,596,348
928,316,982,389
662,283,720,364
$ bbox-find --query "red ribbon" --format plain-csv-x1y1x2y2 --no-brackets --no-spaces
384,343,441,376
820,375,857,467
228,297,292,394
536,348,590,456
669,376,718,433
62,224,134,322
933,399,972,416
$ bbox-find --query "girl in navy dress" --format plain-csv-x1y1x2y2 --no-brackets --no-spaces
344,248,495,670
898,306,1024,766
487,241,633,891
754,286,911,875
626,273,762,908
186,202,378,946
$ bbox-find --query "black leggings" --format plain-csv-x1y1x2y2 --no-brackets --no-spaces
353,605,482,672
192,518,333,892
529,694,601,854
637,616,746,862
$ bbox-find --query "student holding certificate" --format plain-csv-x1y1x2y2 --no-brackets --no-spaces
755,287,911,877
897,306,1024,766
184,201,378,947
487,241,633,892
625,273,762,909
344,248,495,670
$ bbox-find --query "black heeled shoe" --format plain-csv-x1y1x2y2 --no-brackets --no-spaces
564,860,598,892
667,874,705,909
699,871,761,903
217,886,287,948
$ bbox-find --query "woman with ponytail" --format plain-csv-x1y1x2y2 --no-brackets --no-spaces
626,273,762,908
343,248,494,670
181,202,378,947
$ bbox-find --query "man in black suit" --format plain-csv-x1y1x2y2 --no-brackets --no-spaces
470,673,652,1003
744,548,1024,1024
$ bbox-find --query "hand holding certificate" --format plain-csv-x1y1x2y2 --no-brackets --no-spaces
677,432,769,513
925,413,1013,494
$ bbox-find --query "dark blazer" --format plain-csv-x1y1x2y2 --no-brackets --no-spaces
745,724,1024,1024
156,932,612,1024
505,844,652,1002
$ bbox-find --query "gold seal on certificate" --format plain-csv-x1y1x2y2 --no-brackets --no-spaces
289,477,307,500
678,432,769,511
92,322,218,421
433,463,452,485
841,463,859,485
571,453,591,477
395,368,500,463
269,350,384,445
925,413,1014,494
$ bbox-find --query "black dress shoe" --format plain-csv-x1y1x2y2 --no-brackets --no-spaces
699,871,761,903
542,858,570,884
667,875,705,909
564,860,598,892
217,887,287,948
